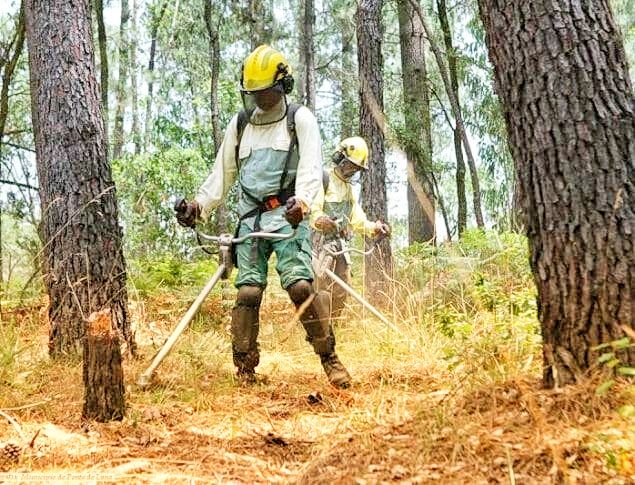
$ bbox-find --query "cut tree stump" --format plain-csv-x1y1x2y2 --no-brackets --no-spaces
82,308,125,422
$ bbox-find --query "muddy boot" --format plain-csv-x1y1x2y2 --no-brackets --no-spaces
320,352,352,389
231,286,263,384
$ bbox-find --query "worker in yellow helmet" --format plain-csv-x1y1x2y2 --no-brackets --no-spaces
310,137,391,321
175,46,351,389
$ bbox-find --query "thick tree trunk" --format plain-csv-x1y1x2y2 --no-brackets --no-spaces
24,0,135,357
357,0,392,301
397,0,435,244
478,0,635,387
437,0,467,238
129,0,141,155
94,0,108,136
143,0,168,152
112,0,130,160
82,309,125,422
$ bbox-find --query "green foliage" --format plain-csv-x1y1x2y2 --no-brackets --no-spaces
128,253,220,296
594,337,635,395
112,148,213,257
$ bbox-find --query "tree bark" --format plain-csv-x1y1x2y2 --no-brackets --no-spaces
24,0,135,357
129,0,141,155
357,0,392,301
203,0,228,233
112,0,130,160
299,0,316,110
82,309,125,422
246,0,270,49
409,0,485,229
143,0,168,152
339,7,356,139
437,0,467,238
397,0,435,244
477,0,635,387
93,0,108,136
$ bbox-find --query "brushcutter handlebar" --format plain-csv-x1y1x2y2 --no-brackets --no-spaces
195,230,295,245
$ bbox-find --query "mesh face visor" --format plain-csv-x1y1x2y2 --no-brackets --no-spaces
240,83,287,125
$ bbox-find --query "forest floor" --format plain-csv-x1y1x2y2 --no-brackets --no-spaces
1,282,634,484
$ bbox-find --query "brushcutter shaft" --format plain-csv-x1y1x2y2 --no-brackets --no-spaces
322,268,405,337
137,264,225,387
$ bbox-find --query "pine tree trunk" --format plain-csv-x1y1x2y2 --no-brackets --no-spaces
246,0,270,49
112,0,130,160
93,0,108,139
357,0,392,301
478,0,635,387
437,0,467,238
24,0,135,357
398,0,435,244
129,0,141,155
82,309,125,422
143,0,168,152
410,0,484,229
339,11,356,139
301,0,316,110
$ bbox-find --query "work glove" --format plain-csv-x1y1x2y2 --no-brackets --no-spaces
373,220,391,239
284,197,304,228
174,198,201,228
315,215,338,234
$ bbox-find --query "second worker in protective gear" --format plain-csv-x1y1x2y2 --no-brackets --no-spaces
310,136,391,322
177,45,351,389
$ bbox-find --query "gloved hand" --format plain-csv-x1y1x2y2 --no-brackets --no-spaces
373,220,391,239
284,197,304,227
174,198,201,228
315,216,338,234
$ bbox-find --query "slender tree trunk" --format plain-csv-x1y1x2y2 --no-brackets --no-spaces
357,0,392,301
94,0,108,137
143,0,168,152
478,0,635,387
397,0,435,244
296,0,307,105
203,0,227,233
437,0,467,237
246,0,270,49
300,0,316,110
339,9,356,139
409,0,484,229
129,0,141,155
0,1,25,149
24,0,135,357
112,0,130,160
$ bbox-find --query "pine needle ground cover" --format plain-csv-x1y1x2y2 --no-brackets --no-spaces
1,232,634,483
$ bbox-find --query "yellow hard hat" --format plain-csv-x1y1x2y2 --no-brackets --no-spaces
241,45,293,93
338,136,369,169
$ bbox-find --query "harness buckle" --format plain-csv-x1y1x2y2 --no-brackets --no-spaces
263,197,281,210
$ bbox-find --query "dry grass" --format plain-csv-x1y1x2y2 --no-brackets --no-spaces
1,283,634,484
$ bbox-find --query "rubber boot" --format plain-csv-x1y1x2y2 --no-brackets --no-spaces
320,352,352,389
287,280,352,388
231,285,263,384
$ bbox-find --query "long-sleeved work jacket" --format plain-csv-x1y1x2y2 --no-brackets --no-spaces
195,99,322,232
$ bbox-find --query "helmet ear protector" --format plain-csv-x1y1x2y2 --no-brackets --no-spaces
276,63,294,94
332,150,346,166
240,62,294,94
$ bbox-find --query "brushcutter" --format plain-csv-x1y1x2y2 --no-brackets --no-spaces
312,229,404,336
137,226,295,388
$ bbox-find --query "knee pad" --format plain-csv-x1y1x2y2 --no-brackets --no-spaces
287,280,313,306
236,285,263,308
